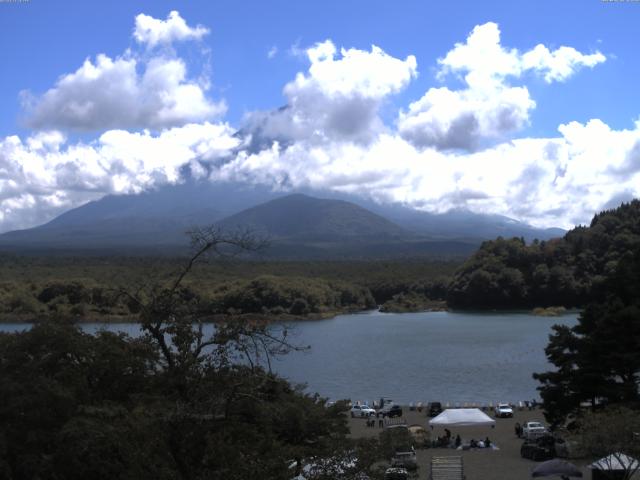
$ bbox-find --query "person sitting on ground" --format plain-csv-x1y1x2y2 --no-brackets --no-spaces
455,434,461,448
470,438,477,448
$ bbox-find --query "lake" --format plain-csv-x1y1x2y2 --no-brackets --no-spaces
0,310,577,405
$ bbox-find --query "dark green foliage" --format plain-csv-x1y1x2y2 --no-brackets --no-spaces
37,282,91,304
0,321,352,479
216,275,376,315
0,323,158,479
448,200,640,309
0,257,460,321
533,247,640,427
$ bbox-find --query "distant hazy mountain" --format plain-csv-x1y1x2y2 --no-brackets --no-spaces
0,181,564,257
366,203,565,242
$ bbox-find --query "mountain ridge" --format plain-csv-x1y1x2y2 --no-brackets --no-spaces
0,182,566,258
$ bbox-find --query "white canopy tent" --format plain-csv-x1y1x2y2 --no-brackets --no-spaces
588,452,639,471
428,408,496,428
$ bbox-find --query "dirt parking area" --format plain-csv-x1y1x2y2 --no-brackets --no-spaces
348,407,596,480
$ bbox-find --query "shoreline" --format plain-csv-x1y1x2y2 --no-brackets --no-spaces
0,306,581,324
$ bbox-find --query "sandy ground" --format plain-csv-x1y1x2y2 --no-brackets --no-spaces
348,407,598,480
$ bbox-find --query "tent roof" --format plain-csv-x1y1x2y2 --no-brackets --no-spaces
588,453,639,471
428,408,496,427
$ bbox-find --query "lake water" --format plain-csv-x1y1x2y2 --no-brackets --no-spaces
0,310,577,405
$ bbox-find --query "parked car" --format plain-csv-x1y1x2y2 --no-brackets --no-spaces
384,467,409,480
522,421,546,439
494,403,514,418
379,404,403,418
350,404,376,418
520,434,556,461
391,446,417,470
427,401,443,417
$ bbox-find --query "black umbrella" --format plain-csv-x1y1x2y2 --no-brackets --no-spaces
532,459,583,478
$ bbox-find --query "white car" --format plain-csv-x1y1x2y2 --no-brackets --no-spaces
391,446,417,470
350,404,376,418
494,403,514,418
522,421,546,439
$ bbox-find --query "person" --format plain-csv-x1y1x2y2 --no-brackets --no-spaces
484,436,491,447
455,434,461,448
379,418,384,428
515,422,522,438
444,428,451,439
470,438,477,448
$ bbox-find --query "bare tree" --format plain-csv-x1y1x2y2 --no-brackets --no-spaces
118,227,305,396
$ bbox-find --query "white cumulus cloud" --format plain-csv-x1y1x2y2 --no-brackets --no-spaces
522,44,606,83
24,54,225,131
245,40,417,144
22,11,223,132
134,10,209,48
398,22,605,151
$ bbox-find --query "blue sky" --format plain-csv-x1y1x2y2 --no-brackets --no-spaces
0,0,639,232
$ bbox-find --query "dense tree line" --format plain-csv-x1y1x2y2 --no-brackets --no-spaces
0,258,458,320
533,246,640,427
448,200,640,309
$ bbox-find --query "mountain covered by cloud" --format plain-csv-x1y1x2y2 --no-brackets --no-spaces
1,11,638,235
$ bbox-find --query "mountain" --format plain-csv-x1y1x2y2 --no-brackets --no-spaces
309,192,564,242
373,205,565,242
218,194,405,240
0,181,565,257
0,182,279,251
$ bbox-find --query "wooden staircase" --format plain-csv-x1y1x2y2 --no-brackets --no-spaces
430,455,465,480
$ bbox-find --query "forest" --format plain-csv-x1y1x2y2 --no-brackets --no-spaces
0,255,457,321
447,200,640,309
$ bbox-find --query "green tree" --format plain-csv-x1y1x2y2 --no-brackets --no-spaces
534,248,640,427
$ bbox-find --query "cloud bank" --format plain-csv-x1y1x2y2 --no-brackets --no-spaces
2,14,636,234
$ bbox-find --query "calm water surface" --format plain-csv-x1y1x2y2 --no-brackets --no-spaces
0,310,577,405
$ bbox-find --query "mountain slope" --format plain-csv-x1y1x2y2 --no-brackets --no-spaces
0,182,279,250
321,194,565,242
218,193,406,240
